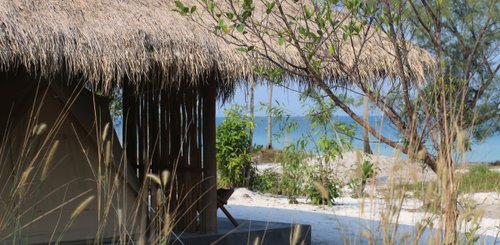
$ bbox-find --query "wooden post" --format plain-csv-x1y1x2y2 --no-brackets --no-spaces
183,89,198,232
123,81,148,238
123,81,138,179
200,78,218,232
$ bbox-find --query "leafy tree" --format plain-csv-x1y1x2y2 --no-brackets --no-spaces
406,0,499,142
178,0,498,242
395,1,498,240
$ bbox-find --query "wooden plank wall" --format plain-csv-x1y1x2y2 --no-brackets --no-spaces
123,80,218,235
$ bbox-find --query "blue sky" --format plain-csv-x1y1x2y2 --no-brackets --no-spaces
217,83,365,117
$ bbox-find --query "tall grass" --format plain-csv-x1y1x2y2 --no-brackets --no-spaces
0,83,209,244
248,91,498,244
458,165,500,193
1,85,497,244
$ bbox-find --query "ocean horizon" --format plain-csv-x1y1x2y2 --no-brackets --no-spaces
113,115,499,163
216,116,500,163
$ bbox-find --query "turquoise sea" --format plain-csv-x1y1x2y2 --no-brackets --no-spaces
114,116,499,163
216,116,500,163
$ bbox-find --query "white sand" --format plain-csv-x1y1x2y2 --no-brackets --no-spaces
233,151,499,244
256,151,437,186
219,188,500,244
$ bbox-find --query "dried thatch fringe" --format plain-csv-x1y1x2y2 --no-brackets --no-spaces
0,0,435,96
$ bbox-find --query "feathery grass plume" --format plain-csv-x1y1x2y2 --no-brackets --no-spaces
290,224,302,244
17,166,34,197
162,212,172,237
104,140,112,167
117,208,123,228
161,170,171,187
41,140,60,181
112,175,120,191
155,188,162,208
252,236,260,245
354,150,363,178
455,127,467,154
394,150,402,163
32,123,48,136
71,196,95,220
102,123,110,142
361,230,371,241
313,181,329,200
409,165,418,183
417,149,427,161
146,173,162,186
437,158,447,184
355,150,362,165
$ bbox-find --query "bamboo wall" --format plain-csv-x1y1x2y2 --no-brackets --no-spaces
123,79,218,234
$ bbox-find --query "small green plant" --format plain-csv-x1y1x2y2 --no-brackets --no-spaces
349,159,376,198
307,178,342,206
277,141,309,201
216,105,255,187
458,164,500,193
251,169,281,194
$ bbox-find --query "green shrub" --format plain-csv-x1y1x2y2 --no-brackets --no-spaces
307,178,342,206
277,142,308,199
216,105,254,187
252,168,281,194
458,164,500,193
349,159,376,198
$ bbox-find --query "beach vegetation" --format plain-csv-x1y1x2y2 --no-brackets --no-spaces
216,105,255,187
307,178,342,206
348,159,377,198
396,165,500,197
457,165,500,193
179,0,498,242
276,142,309,201
251,168,281,194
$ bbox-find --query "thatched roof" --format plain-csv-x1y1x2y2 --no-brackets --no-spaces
0,0,435,95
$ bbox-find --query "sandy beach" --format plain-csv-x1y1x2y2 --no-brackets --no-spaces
219,188,499,244
256,151,437,185
233,151,500,244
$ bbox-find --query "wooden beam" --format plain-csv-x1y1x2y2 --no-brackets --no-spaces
123,81,138,179
200,78,218,232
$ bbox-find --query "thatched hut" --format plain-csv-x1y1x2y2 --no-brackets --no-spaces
0,0,434,243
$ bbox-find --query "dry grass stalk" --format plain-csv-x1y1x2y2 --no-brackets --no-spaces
15,166,34,198
313,181,329,200
40,140,59,181
290,224,302,244
146,173,162,187
71,196,95,220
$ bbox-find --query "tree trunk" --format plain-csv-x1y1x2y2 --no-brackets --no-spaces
362,95,372,154
200,78,218,232
266,82,273,149
249,77,255,151
440,156,457,244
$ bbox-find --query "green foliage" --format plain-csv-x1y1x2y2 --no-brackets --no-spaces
458,165,500,193
349,159,376,198
307,178,342,206
251,168,281,194
109,88,123,121
216,105,254,187
408,0,500,142
276,142,308,199
305,89,355,160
